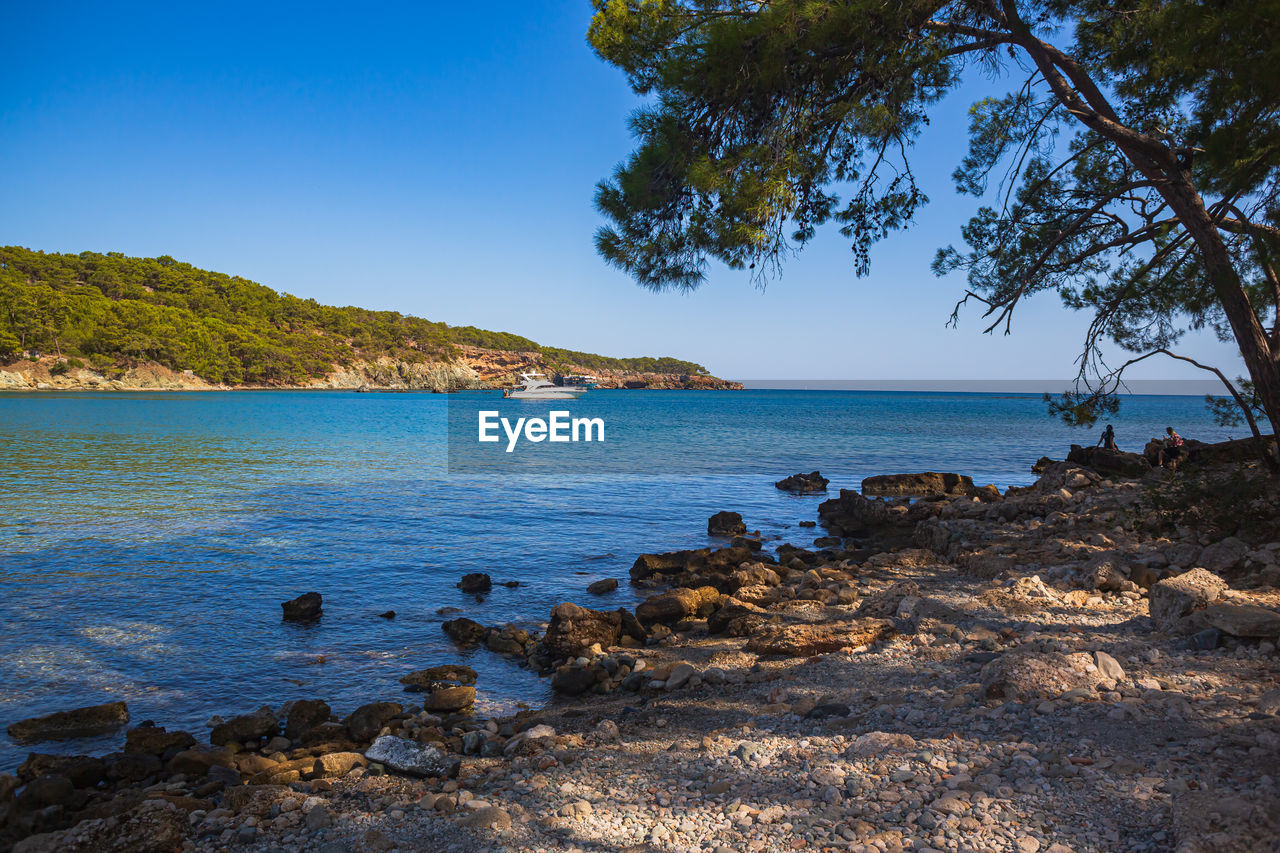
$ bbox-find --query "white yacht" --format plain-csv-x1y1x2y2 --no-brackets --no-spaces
503,372,588,400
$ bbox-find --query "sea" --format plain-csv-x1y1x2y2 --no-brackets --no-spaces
0,387,1242,769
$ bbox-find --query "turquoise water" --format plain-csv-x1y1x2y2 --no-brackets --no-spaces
0,389,1241,768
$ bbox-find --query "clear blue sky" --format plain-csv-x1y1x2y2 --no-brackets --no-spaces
0,1,1246,382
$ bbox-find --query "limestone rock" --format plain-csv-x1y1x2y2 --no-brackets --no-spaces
587,578,618,594
1150,568,1227,633
400,665,477,689
12,800,187,853
744,619,895,656
422,685,476,713
636,588,702,626
283,699,332,741
7,701,130,743
364,735,460,778
980,650,1102,701
862,471,978,498
1202,603,1280,638
457,572,492,593
543,603,622,658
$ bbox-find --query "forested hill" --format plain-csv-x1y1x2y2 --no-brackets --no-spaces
0,247,710,385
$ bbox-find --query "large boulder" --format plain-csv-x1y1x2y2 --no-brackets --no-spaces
283,700,332,742
1202,603,1280,639
441,617,487,645
1199,537,1250,573
1150,568,1227,633
364,736,459,778
708,511,747,536
344,702,403,742
861,472,979,498
817,489,897,533
7,702,130,743
400,665,477,689
281,592,322,622
124,725,195,757
630,549,711,583
1065,444,1151,478
635,588,703,626
543,603,622,658
209,706,278,746
775,471,829,493
706,599,768,636
422,685,476,713
457,573,492,593
744,619,896,656
979,650,1103,701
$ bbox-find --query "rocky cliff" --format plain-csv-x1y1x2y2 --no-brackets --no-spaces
0,351,743,392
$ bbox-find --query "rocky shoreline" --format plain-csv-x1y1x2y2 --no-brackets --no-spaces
3,442,1280,853
0,350,743,393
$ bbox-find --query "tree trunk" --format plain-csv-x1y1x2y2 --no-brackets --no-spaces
1166,179,1280,455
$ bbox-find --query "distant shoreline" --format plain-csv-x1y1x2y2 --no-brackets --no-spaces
738,378,1230,396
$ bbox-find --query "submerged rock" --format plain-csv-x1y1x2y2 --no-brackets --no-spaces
281,592,322,622
441,617,486,645
457,573,492,593
400,665,478,689
364,735,459,778
707,511,747,536
775,471,829,493
587,578,618,594
7,701,130,743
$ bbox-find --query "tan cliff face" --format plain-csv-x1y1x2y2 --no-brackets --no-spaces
0,351,743,392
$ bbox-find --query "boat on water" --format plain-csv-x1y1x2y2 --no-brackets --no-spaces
560,374,600,389
503,372,588,400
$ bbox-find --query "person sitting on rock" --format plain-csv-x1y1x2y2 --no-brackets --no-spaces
1157,426,1184,468
1097,424,1117,451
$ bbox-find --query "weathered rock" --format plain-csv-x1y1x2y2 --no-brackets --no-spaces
442,617,487,645
848,731,917,758
775,471,830,493
167,745,235,776
209,706,278,746
817,489,896,532
422,685,476,713
12,800,187,853
400,665,478,689
344,702,403,742
313,751,368,778
630,549,711,582
1150,568,1227,633
18,754,106,788
123,725,195,757
283,699,332,741
364,735,460,778
979,650,1103,701
862,472,978,498
281,591,322,622
457,572,492,593
636,588,703,626
462,805,512,830
855,581,921,618
550,665,598,695
1202,603,1280,638
707,599,768,636
1199,537,1250,573
587,578,618,594
1088,557,1137,593
7,701,130,743
543,603,622,658
1065,444,1151,478
1093,650,1126,682
708,511,747,536
744,619,896,656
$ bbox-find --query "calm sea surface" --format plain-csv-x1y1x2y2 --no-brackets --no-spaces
0,389,1241,768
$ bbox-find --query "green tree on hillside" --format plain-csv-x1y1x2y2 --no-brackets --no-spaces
589,0,1280,438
